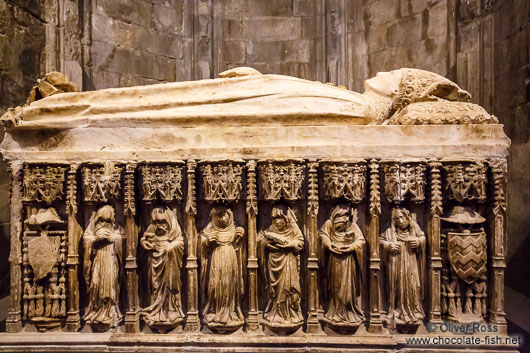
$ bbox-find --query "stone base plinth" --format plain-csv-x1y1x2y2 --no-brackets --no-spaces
0,333,519,352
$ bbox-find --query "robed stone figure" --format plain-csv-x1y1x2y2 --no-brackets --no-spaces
380,208,425,326
83,205,124,328
319,205,365,327
141,207,185,330
200,206,245,331
258,206,304,330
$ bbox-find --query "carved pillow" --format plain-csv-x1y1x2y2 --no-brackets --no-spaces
386,101,499,125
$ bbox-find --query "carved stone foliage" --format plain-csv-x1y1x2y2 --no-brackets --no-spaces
321,162,366,203
22,207,67,332
383,162,426,203
380,207,426,328
200,162,243,202
140,164,184,202
258,161,305,201
82,164,123,202
441,206,488,323
443,162,487,203
23,165,66,204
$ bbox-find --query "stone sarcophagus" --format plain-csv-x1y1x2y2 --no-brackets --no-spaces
0,68,515,352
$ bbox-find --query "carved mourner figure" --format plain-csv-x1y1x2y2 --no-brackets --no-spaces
380,208,425,327
141,207,185,330
200,206,245,331
319,205,365,328
258,206,304,330
83,205,124,329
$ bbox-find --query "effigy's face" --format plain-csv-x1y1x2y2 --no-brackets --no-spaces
272,216,287,231
332,215,349,232
364,70,402,97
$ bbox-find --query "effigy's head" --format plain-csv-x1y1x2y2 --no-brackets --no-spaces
364,68,471,110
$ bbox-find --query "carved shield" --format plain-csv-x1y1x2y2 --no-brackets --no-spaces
28,234,59,280
448,231,487,284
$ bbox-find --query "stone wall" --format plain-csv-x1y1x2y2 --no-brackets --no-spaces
0,0,528,314
0,0,47,297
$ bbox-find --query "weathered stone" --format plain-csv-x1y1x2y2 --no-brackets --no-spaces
244,17,301,41
95,0,153,27
293,0,315,17
224,41,245,63
246,0,293,16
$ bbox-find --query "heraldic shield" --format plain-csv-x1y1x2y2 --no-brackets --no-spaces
448,231,487,284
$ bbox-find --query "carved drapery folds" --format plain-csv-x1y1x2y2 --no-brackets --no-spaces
9,158,508,339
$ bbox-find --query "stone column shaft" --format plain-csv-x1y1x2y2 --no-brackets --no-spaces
124,163,140,333
6,162,23,332
367,160,382,333
306,161,320,334
427,160,443,323
246,161,260,333
65,164,81,331
185,160,200,332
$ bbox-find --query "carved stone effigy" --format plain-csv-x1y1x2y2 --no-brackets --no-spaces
0,68,515,352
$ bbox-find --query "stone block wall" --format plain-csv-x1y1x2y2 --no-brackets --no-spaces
0,0,528,317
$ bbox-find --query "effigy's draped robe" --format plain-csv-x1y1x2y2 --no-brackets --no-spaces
142,211,185,326
200,213,244,328
258,212,304,327
83,214,123,327
319,215,365,325
381,223,426,325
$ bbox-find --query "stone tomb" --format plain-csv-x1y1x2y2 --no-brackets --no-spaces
0,68,516,352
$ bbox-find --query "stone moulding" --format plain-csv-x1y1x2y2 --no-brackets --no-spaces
0,68,514,352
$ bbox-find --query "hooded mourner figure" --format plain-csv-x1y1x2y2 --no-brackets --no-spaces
200,206,245,330
380,208,426,326
319,205,365,326
141,207,185,328
258,206,304,329
83,205,124,328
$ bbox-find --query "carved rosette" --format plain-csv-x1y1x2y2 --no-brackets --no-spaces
383,162,426,203
369,161,381,216
82,164,123,202
443,161,487,203
321,161,366,203
200,162,243,202
258,161,305,201
140,164,184,202
23,165,66,204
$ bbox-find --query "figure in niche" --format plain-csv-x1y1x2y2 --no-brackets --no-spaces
83,205,124,329
258,206,304,331
141,207,185,330
380,207,425,327
200,206,245,331
319,205,365,328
